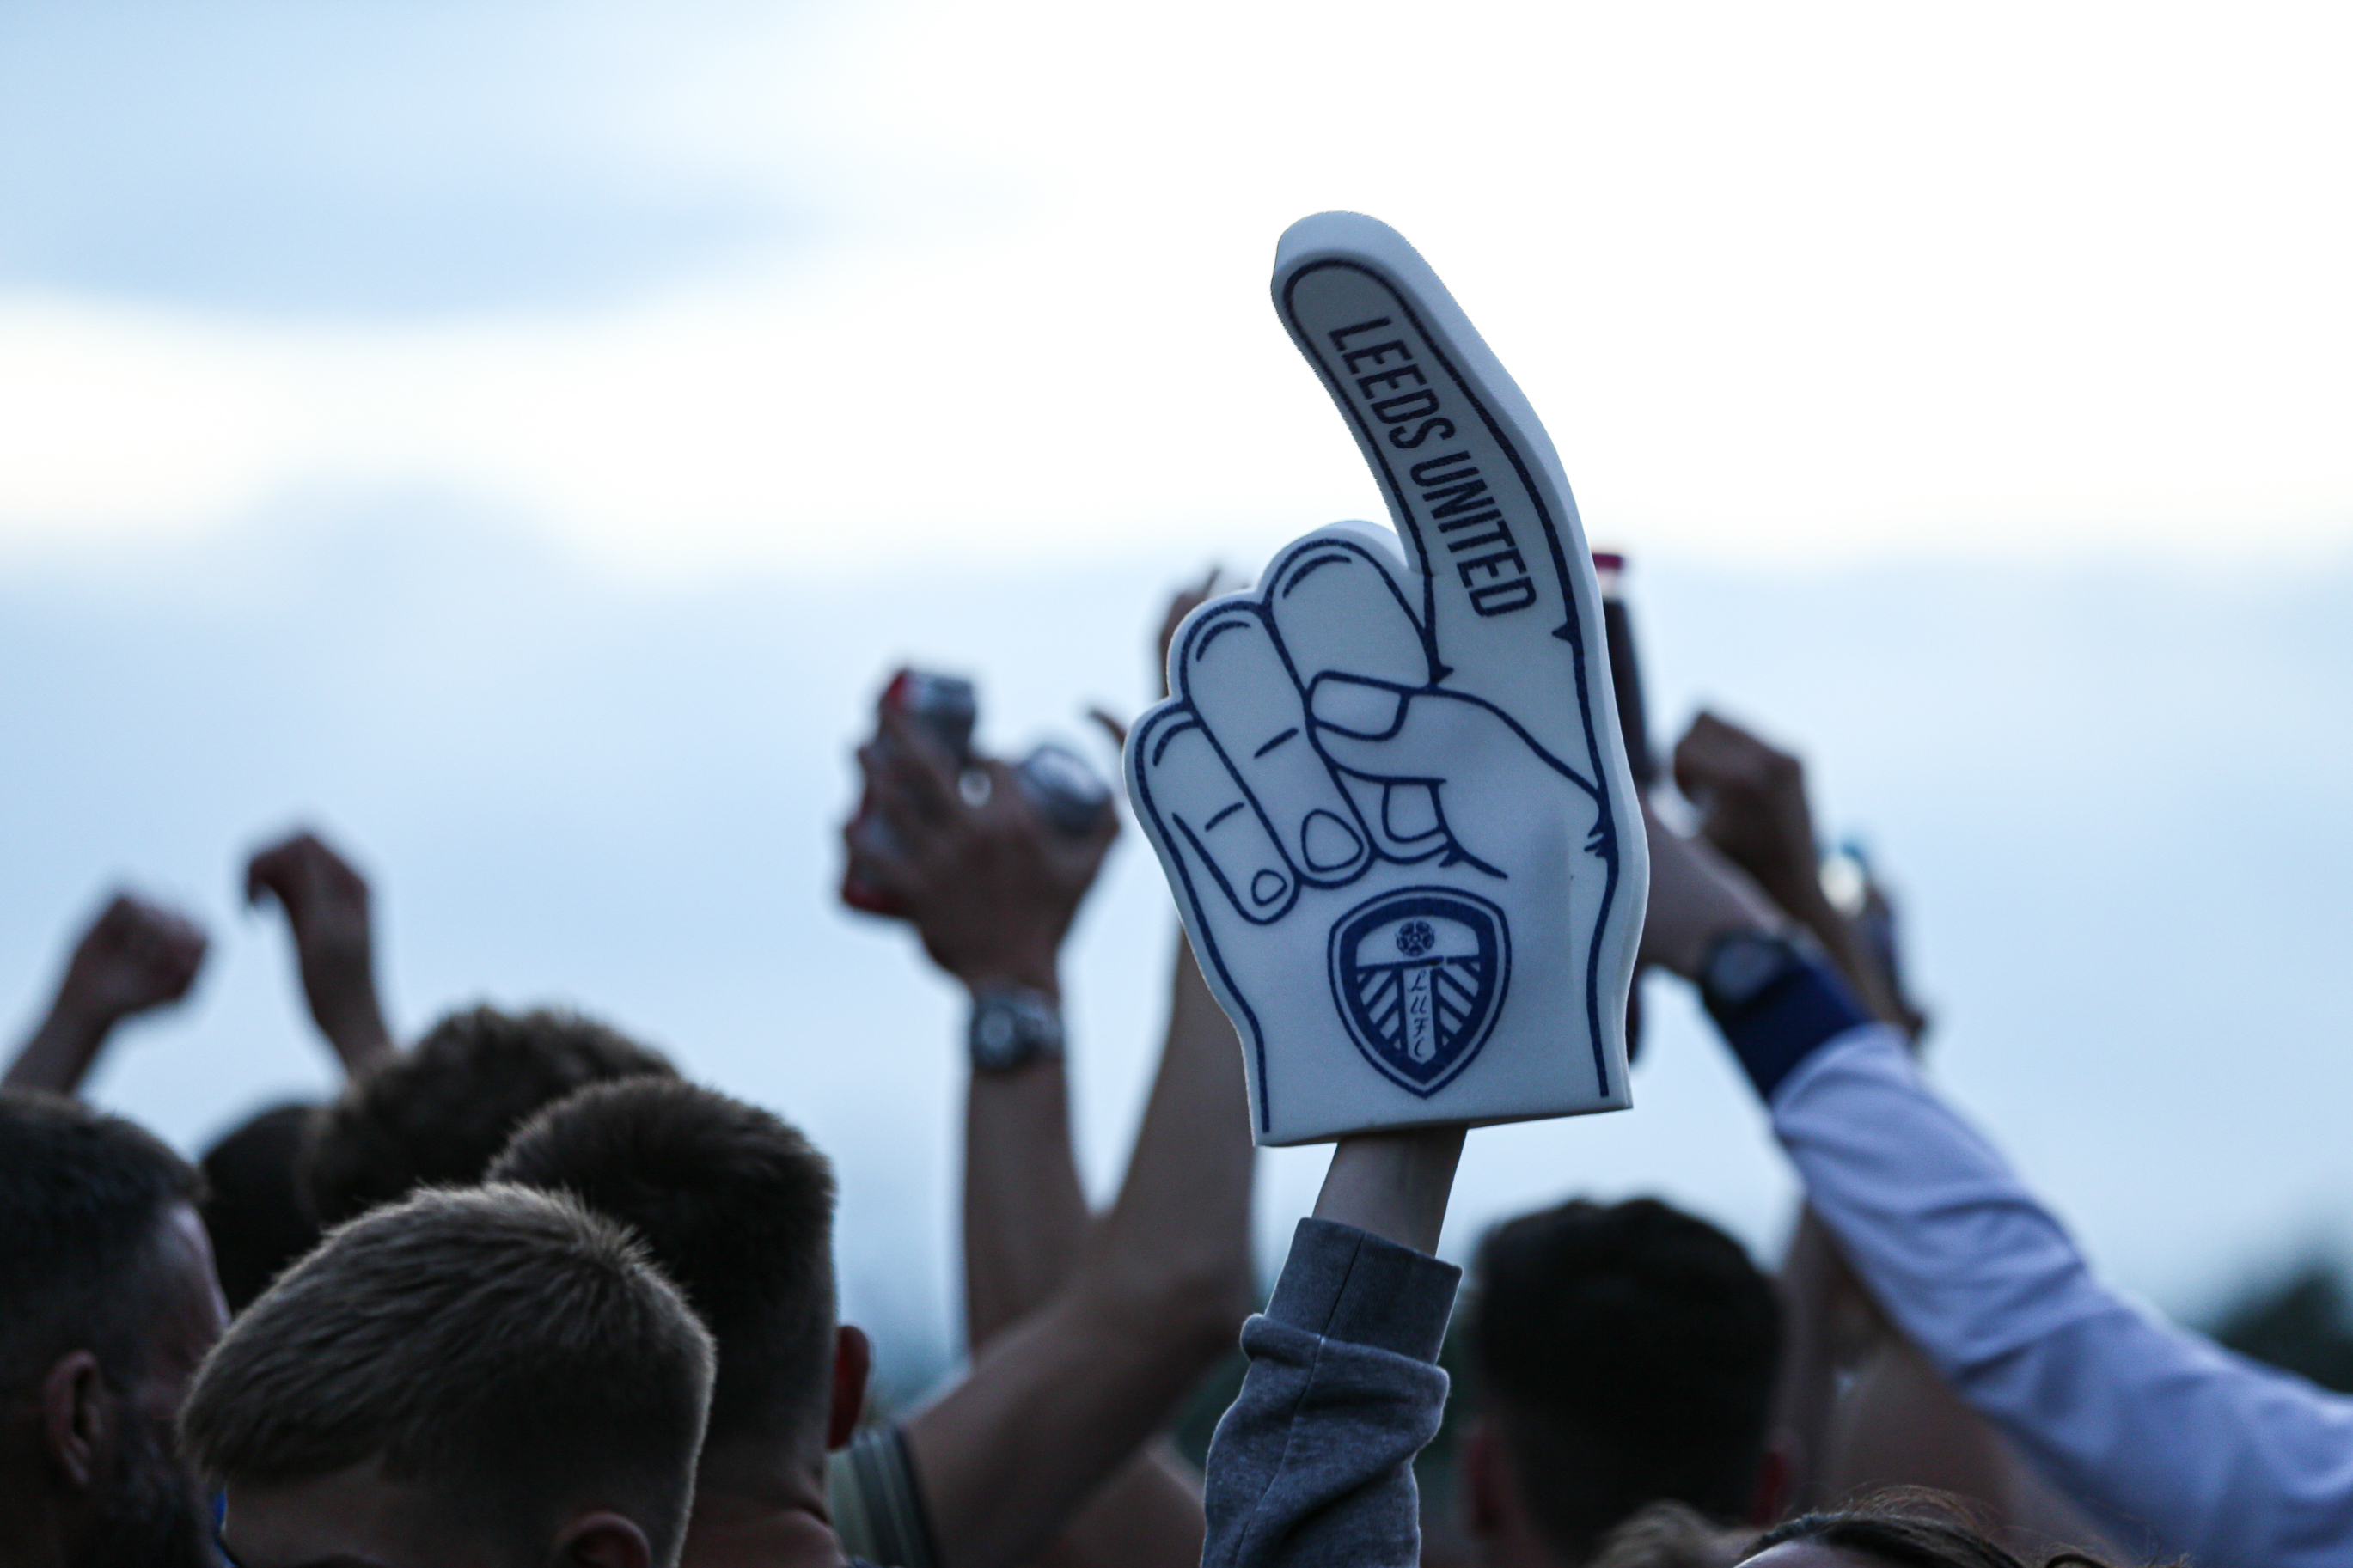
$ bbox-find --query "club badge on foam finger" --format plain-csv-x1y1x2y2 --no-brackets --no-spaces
1125,212,1649,1145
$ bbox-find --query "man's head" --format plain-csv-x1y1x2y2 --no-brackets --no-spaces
0,1089,226,1568
301,1004,677,1227
1461,1198,1783,1568
183,1184,715,1568
200,1101,323,1314
488,1079,863,1467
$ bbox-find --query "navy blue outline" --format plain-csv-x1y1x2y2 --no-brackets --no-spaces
1128,705,1277,1132
1178,601,1374,892
1277,258,1623,1101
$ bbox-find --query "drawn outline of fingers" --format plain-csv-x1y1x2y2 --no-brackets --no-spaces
1176,601,1372,887
1132,705,1299,924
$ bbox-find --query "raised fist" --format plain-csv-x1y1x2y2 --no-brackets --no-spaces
245,828,395,1071
55,893,208,1026
1126,214,1647,1144
851,707,1118,997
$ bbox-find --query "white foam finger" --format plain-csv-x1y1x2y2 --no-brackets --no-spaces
1269,212,1617,781
1177,604,1373,886
1263,537,1439,863
1263,533,1432,692
1129,707,1298,924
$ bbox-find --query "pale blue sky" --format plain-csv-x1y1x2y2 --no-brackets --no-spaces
3,0,2351,1389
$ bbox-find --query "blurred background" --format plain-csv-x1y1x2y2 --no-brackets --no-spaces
3,0,2350,1402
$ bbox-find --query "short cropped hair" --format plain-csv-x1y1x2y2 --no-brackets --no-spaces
0,1089,203,1389
490,1079,840,1451
182,1186,714,1567
1468,1198,1782,1563
301,1004,677,1227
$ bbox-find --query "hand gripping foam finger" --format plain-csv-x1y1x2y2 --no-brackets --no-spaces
1125,213,1647,1145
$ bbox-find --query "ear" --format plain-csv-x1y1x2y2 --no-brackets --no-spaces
40,1350,113,1491
827,1325,873,1451
551,1510,653,1568
1460,1415,1513,1540
1744,1430,1797,1527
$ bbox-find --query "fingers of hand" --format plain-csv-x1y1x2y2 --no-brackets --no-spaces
875,710,966,817
862,725,959,827
860,746,948,852
1087,706,1129,751
1672,711,1799,800
1179,606,1371,882
79,894,206,1004
1133,711,1298,924
243,845,288,907
244,830,367,921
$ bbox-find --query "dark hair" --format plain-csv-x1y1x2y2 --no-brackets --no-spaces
181,1185,715,1567
1467,1197,1782,1562
0,1089,204,1388
489,1079,840,1450
1747,1495,2130,1568
200,1101,323,1314
301,1004,678,1227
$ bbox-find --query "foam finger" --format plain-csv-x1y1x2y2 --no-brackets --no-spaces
1130,707,1298,924
1177,604,1372,885
1264,534,1432,689
1261,534,1445,858
1270,213,1616,786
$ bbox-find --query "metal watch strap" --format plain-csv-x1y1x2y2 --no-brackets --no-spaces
967,985,1065,1072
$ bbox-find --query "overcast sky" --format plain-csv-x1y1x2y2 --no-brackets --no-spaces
3,0,2350,1387
3,0,2349,574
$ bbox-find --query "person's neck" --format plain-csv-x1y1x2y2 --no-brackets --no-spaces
679,1437,847,1568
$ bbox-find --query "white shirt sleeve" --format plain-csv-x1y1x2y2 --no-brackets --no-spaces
1771,1025,2353,1568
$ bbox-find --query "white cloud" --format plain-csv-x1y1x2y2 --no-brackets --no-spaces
3,0,2349,574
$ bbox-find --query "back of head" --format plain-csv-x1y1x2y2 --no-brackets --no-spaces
201,1101,322,1314
1469,1197,1782,1563
489,1078,840,1454
1591,1502,1750,1568
0,1089,203,1391
1747,1494,2127,1568
301,1004,678,1227
182,1184,715,1567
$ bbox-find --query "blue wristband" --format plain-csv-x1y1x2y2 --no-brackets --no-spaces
1713,957,1872,1100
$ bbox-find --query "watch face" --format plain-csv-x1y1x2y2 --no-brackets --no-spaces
974,1007,1021,1068
969,990,1061,1071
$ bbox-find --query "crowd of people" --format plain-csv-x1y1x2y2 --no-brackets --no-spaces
5,576,2350,1568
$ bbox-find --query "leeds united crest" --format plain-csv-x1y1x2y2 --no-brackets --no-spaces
1328,888,1510,1097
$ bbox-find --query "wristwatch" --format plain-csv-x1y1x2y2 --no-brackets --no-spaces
1696,929,1810,1023
968,985,1065,1072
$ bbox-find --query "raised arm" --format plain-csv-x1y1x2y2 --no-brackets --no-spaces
1670,712,1906,1028
850,690,1117,1347
1643,807,2353,1568
1670,712,2023,1520
6,891,208,1094
244,828,397,1075
903,924,1256,1568
1198,1127,1464,1568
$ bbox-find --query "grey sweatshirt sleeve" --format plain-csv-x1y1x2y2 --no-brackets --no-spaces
1201,1217,1463,1568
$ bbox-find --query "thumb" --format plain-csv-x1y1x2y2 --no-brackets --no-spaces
1308,680,1514,782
